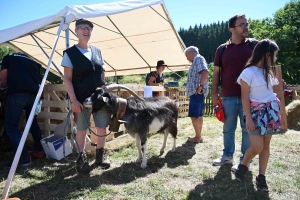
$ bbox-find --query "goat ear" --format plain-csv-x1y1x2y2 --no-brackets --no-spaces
102,97,109,103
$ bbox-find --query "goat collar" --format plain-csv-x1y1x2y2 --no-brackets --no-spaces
116,98,127,122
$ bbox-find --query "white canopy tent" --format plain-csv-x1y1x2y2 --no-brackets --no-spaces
0,0,189,78
1,1,189,198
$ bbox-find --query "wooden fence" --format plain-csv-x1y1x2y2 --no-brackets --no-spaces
24,83,300,136
20,84,69,136
165,87,215,117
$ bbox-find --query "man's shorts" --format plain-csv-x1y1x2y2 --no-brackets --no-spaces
75,107,111,131
188,94,205,118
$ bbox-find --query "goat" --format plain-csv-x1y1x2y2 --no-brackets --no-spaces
83,84,178,168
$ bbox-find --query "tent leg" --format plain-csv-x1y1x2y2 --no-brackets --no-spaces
2,17,66,200
30,34,64,78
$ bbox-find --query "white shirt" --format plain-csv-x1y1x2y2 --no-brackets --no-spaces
237,66,279,103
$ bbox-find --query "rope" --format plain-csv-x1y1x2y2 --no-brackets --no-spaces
62,110,80,163
61,108,113,162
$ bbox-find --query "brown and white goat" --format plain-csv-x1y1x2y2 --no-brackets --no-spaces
83,84,178,168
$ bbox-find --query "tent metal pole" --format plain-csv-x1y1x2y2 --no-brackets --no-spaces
106,16,151,69
160,4,186,50
166,66,182,78
65,27,70,49
2,17,66,200
65,25,79,151
30,34,64,78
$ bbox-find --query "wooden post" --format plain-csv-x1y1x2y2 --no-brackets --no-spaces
45,92,51,135
273,66,288,130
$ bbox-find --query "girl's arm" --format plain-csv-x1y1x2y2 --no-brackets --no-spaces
240,80,255,131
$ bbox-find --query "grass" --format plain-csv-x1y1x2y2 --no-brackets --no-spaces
0,117,300,200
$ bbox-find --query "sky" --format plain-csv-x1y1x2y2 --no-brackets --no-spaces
0,0,289,31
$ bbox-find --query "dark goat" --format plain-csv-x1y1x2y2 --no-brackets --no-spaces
84,86,178,168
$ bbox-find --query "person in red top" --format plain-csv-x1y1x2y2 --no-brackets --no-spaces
211,14,258,172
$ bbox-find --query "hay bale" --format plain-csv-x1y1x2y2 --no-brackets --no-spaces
286,100,300,130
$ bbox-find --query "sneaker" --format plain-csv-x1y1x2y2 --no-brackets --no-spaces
76,151,91,174
212,155,233,166
232,162,251,173
4,160,31,169
234,164,248,181
256,174,269,192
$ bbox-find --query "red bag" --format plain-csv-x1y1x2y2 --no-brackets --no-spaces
214,100,224,122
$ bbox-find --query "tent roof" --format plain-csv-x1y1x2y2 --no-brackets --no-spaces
0,0,189,77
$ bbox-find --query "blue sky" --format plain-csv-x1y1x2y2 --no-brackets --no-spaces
0,0,289,31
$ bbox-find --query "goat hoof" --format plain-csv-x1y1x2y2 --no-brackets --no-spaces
140,162,147,169
171,148,176,152
159,150,164,156
136,157,142,163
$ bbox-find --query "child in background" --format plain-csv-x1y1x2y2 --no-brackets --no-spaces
235,39,283,192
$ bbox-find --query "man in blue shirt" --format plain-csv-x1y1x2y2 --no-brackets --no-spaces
185,46,209,143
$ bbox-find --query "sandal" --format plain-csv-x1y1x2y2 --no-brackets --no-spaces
187,137,203,143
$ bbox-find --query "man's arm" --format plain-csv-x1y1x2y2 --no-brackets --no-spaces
211,65,220,105
196,69,209,94
0,69,7,88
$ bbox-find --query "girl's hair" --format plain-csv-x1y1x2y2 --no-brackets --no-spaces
245,39,279,87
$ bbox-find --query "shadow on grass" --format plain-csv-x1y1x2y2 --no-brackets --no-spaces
6,141,197,199
186,165,271,200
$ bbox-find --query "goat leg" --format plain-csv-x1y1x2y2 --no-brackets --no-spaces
159,130,168,156
140,143,147,169
135,136,142,163
171,137,176,152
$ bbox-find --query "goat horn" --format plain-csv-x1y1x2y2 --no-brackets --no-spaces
103,83,145,101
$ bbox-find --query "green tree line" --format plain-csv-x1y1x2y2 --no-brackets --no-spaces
178,0,300,84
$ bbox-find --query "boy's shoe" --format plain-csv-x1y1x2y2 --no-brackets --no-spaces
4,160,31,169
234,164,248,181
256,174,269,192
231,162,251,172
212,155,233,166
76,151,90,174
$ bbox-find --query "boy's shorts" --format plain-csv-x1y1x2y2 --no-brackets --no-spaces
75,107,111,131
188,94,205,118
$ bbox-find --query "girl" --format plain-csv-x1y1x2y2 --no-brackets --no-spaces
235,39,283,192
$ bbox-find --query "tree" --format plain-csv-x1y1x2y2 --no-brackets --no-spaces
271,0,300,84
0,46,15,63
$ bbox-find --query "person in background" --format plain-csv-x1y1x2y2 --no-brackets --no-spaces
185,46,209,143
212,14,258,172
146,60,166,97
61,19,110,174
0,52,44,168
235,39,282,192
